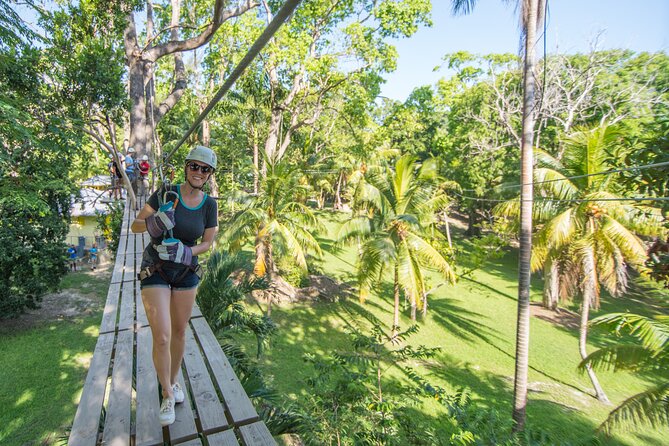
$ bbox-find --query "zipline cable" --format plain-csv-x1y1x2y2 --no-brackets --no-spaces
159,0,303,169
452,190,669,204
460,160,669,194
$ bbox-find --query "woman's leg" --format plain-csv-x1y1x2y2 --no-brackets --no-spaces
169,287,197,385
142,286,174,399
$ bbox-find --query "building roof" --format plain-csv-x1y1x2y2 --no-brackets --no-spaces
80,174,112,188
71,188,110,217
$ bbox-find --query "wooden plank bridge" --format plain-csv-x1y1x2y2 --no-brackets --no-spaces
69,199,275,446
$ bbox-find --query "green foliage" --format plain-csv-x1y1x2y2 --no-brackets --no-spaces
296,324,442,445
0,193,69,318
95,201,124,259
223,159,325,277
582,312,669,433
196,251,301,435
198,251,274,357
295,322,560,445
339,155,455,314
0,7,82,317
276,256,309,288
497,124,666,307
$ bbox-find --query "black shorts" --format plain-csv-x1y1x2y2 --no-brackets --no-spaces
140,262,199,291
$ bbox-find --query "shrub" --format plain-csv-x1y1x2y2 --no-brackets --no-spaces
95,201,124,259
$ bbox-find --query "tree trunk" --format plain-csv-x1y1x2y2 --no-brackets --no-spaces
410,292,417,322
252,126,259,194
465,204,481,237
127,58,150,157
512,0,543,433
580,291,610,403
543,259,559,310
393,263,400,338
334,170,343,210
443,211,453,250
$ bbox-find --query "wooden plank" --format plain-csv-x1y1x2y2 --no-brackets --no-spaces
102,330,133,446
99,282,121,334
136,289,149,328
118,281,135,332
123,246,136,283
191,318,259,425
191,303,202,319
175,439,203,446
238,422,276,446
111,235,127,284
136,327,163,446
68,332,114,446
169,372,199,444
208,430,239,446
182,326,229,433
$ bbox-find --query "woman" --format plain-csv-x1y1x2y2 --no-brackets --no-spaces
131,145,218,426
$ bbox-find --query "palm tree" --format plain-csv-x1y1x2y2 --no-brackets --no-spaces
223,159,324,313
580,312,669,433
337,155,455,338
451,0,546,431
498,124,666,402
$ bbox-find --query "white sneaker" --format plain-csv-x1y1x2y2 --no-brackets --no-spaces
172,383,185,404
159,397,175,426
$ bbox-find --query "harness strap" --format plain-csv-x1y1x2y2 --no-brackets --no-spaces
137,262,203,282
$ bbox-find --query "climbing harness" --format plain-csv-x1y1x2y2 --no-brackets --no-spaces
138,262,203,283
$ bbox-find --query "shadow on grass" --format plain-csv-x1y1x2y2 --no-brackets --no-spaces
424,359,635,446
0,317,100,446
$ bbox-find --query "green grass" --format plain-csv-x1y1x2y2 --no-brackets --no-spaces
236,211,669,445
0,268,109,446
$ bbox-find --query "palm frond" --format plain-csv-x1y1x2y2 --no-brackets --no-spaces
591,313,669,354
535,149,564,171
273,222,308,272
600,216,647,268
336,216,372,246
534,167,579,200
398,241,425,309
357,236,395,290
579,345,658,373
599,382,669,434
406,232,456,284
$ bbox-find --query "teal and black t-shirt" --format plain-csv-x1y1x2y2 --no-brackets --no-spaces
142,184,217,266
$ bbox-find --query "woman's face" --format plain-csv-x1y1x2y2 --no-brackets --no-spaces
185,161,213,189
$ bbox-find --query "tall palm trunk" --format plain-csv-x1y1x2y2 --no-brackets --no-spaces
512,0,543,433
579,288,610,403
581,224,610,403
543,259,559,310
334,170,344,210
393,263,400,338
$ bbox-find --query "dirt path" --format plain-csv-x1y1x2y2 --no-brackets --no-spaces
0,262,112,333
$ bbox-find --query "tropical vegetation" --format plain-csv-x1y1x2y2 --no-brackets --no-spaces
1,0,668,444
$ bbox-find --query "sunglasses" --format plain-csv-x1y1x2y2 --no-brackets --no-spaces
187,162,213,174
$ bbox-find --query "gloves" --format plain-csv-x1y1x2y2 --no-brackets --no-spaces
155,239,192,266
145,202,175,238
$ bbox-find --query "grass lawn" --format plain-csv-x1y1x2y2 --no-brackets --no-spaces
235,211,669,445
0,267,110,446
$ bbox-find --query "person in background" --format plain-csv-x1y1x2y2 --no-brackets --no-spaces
89,243,98,271
138,154,151,197
108,153,123,200
125,147,137,195
67,244,78,272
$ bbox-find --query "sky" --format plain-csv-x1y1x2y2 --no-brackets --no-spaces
381,0,669,100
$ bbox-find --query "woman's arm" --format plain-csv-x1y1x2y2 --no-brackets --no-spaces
131,203,158,233
191,226,218,256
